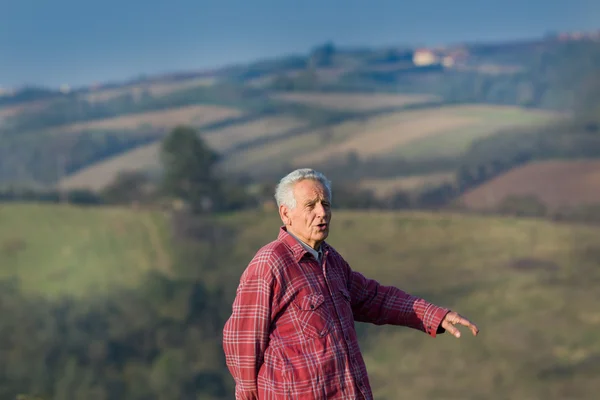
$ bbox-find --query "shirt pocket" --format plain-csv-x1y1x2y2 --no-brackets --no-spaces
293,293,331,340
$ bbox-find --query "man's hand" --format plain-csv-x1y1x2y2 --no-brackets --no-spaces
441,311,479,338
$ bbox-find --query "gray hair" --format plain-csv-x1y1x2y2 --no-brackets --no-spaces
274,168,332,209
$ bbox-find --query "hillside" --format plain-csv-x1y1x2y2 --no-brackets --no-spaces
2,203,600,399
220,104,560,176
1,37,599,221
56,101,559,192
0,203,173,298
459,159,600,211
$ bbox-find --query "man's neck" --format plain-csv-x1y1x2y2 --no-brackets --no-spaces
286,228,321,251
286,229,323,264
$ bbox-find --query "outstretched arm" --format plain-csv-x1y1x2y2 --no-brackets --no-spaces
222,272,273,399
343,261,478,338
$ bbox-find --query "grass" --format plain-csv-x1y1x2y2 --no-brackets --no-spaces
1,203,600,398
0,203,173,299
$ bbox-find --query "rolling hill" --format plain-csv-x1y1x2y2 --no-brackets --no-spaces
2,203,600,399
220,103,561,175
57,143,164,191
57,100,561,192
459,159,600,211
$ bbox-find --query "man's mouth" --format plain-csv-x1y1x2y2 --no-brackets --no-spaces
316,223,328,230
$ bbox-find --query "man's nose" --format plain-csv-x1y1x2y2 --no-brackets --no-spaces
315,202,327,216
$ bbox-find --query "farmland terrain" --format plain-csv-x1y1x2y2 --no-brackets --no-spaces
2,36,598,198
1,35,599,219
460,160,600,211
219,103,561,179
54,95,559,193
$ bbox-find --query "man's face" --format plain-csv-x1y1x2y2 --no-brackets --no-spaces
280,179,331,249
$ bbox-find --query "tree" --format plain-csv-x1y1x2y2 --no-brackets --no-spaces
102,170,153,205
160,126,221,213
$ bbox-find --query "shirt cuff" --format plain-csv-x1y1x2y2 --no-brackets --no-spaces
424,306,451,338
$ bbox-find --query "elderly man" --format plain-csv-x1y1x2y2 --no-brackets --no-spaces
223,168,479,399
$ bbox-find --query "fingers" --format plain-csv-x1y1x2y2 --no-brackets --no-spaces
442,312,480,338
441,320,462,338
454,315,479,336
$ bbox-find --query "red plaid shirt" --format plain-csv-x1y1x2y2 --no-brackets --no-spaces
222,226,450,399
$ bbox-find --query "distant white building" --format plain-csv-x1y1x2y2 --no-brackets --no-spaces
412,49,439,66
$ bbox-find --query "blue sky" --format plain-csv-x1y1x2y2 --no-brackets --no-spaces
1,0,599,88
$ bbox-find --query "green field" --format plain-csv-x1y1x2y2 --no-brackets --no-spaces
0,203,173,298
3,204,600,399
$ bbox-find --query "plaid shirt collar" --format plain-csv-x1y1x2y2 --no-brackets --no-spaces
278,225,329,263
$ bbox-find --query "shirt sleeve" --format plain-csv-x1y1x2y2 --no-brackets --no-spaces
342,260,450,337
222,268,274,399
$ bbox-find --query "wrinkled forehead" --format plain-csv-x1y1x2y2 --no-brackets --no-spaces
294,179,330,202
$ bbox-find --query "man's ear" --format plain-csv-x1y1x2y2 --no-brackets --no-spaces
279,204,290,225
